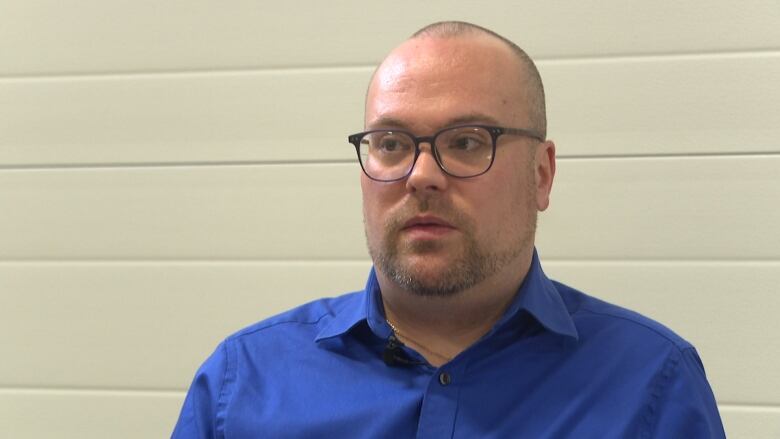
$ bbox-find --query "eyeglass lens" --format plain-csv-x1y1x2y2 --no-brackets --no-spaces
358,126,494,180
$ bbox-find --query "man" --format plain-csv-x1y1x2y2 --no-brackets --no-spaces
173,22,725,438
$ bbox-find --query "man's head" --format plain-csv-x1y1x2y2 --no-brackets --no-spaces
408,21,547,138
359,21,556,297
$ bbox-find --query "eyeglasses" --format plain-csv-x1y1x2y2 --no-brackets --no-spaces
347,124,545,182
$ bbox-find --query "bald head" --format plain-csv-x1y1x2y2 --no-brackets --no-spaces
368,21,547,138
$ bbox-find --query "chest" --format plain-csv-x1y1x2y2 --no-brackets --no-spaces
223,351,650,439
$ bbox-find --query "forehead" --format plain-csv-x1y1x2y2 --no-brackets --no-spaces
366,35,528,130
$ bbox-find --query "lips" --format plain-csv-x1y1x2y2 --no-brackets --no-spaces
401,215,456,231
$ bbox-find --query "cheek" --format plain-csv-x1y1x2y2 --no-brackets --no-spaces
360,176,379,210
360,179,396,231
474,193,510,233
470,172,533,232
361,191,379,230
459,183,503,235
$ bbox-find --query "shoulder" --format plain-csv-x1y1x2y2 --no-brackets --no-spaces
191,290,365,390
549,281,726,435
553,280,693,352
172,291,366,436
227,290,364,343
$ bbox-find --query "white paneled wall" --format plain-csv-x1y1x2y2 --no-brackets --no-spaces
1,2,779,438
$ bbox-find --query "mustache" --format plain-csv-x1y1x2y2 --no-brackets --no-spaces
384,197,468,232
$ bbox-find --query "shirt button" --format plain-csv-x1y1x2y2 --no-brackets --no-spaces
439,372,452,386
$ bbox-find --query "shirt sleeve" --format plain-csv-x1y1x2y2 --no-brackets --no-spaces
171,341,229,439
646,347,726,438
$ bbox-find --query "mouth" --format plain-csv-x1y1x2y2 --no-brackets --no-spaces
400,215,457,237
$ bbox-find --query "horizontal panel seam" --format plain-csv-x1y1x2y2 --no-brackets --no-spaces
1,152,779,171
719,403,780,412
0,387,778,410
0,258,778,263
0,386,185,397
0,259,778,265
0,65,375,82
0,48,779,81
538,47,780,64
0,160,357,171
0,259,373,264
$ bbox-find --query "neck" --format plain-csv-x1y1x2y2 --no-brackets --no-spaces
379,255,532,366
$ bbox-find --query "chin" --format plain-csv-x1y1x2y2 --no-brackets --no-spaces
389,259,471,297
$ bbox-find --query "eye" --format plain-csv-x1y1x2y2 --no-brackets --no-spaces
448,134,488,151
375,133,412,153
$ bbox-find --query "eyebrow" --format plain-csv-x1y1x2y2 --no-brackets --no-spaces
446,113,502,127
367,113,503,132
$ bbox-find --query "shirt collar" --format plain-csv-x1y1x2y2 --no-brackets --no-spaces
314,268,389,342
496,249,579,340
315,249,578,342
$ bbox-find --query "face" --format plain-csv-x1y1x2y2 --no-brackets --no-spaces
361,35,555,297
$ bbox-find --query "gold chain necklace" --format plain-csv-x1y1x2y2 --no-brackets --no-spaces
386,319,454,363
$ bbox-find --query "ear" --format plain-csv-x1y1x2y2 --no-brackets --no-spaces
534,140,556,211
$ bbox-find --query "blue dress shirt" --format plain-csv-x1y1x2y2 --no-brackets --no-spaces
172,252,725,438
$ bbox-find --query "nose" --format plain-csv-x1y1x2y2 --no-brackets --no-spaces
406,143,448,193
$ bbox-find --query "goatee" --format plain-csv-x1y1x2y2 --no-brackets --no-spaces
366,197,535,297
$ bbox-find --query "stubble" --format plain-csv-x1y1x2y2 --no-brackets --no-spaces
366,177,537,297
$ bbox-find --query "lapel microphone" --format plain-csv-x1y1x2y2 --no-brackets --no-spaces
383,334,425,367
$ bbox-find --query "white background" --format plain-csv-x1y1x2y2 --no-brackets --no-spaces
1,1,779,437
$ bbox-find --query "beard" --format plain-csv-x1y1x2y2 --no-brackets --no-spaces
366,189,537,297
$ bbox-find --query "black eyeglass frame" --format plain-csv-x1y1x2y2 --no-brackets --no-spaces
347,124,545,182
